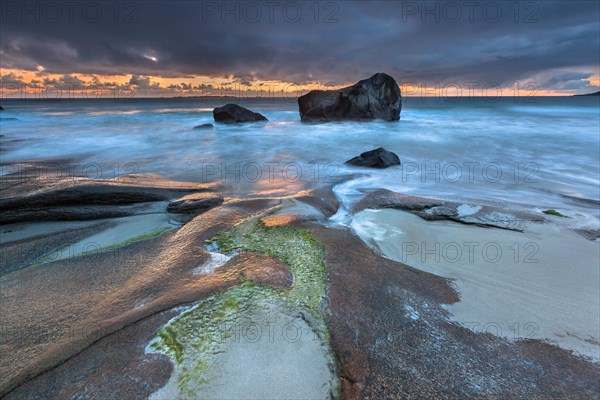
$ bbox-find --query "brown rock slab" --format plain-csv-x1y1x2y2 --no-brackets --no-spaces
294,186,340,219
222,251,293,289
166,192,224,214
305,222,599,399
260,214,300,227
0,197,279,396
0,171,219,223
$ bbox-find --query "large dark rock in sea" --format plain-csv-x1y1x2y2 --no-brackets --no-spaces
213,104,267,123
345,147,400,168
0,105,4,111
298,73,401,121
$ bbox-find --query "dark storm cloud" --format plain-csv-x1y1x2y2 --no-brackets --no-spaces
1,0,599,91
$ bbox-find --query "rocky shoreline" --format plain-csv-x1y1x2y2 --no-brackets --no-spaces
1,163,598,399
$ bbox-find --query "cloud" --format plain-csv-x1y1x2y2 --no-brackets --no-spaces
129,75,157,88
0,1,598,91
529,70,599,92
0,72,27,87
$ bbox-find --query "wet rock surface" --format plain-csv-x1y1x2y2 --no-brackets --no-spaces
0,221,116,276
1,204,150,224
166,192,224,214
307,223,599,399
220,251,294,288
354,188,546,231
3,309,177,400
294,185,340,218
0,171,218,223
0,171,278,395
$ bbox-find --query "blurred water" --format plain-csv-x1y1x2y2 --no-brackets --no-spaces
1,96,598,221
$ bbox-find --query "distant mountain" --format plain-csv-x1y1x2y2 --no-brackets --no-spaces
573,91,600,96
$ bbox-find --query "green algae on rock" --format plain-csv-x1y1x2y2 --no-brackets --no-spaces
147,217,339,399
542,209,570,218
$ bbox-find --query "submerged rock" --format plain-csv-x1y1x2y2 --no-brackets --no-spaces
193,123,214,129
166,193,224,214
213,104,268,123
298,72,401,121
574,228,600,241
345,147,400,168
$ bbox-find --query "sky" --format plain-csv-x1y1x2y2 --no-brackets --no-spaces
1,0,599,97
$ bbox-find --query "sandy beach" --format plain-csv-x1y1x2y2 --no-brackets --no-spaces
351,208,600,361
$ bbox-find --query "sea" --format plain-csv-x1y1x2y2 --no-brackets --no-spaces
1,96,598,230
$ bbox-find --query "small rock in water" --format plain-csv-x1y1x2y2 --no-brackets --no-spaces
193,123,214,130
0,105,4,111
167,192,224,214
345,147,400,168
213,104,267,123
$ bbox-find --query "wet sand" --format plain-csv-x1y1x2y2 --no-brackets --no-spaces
351,208,600,360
